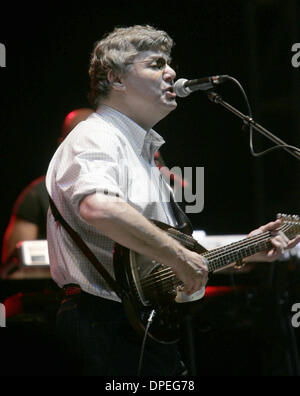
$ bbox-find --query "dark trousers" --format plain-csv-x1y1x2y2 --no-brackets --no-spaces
56,290,184,376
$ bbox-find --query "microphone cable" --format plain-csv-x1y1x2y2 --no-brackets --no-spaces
225,76,300,158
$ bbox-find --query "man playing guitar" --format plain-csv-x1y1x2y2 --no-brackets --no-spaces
46,25,300,376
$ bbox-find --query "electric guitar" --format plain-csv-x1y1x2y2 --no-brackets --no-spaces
113,214,300,344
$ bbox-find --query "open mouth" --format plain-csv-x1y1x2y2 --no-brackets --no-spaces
164,86,176,98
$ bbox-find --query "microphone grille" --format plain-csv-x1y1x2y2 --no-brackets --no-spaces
174,78,189,97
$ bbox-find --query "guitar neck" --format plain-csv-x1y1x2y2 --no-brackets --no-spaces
202,231,273,273
171,219,298,274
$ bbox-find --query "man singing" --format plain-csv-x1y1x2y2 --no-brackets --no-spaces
46,25,299,375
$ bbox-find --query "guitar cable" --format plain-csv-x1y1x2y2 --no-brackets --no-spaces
137,309,156,376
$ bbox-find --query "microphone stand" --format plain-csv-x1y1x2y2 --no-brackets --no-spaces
206,91,300,375
206,91,300,161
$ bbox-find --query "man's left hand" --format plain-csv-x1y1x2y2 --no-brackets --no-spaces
246,219,300,263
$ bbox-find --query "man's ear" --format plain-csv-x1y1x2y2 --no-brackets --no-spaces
107,70,125,91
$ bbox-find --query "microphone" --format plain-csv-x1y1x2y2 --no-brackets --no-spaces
174,75,229,97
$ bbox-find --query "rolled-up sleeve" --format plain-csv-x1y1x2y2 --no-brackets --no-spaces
55,125,127,212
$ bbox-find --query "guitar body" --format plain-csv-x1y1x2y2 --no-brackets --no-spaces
113,220,207,344
113,214,300,344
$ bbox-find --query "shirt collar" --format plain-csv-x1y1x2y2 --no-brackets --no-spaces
95,104,165,161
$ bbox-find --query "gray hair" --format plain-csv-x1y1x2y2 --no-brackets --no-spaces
88,25,174,108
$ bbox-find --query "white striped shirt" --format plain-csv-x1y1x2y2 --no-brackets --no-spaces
46,105,177,301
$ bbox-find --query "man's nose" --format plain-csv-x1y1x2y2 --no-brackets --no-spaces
164,64,176,81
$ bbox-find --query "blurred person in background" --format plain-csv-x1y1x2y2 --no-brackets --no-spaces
1,108,94,264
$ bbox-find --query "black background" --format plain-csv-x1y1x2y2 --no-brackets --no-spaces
1,0,299,247
0,0,300,377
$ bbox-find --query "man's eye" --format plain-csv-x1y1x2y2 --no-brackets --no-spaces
151,58,166,69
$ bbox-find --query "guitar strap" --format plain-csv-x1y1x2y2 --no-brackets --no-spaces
48,191,193,298
169,193,193,235
48,195,126,300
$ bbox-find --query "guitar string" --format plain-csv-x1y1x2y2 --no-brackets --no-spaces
140,223,296,291
140,231,270,288
168,223,294,266
202,223,291,261
144,225,296,294
141,223,298,286
140,230,274,288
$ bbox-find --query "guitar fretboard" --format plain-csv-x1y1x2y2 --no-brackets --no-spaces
201,222,297,273
139,219,299,298
202,232,272,272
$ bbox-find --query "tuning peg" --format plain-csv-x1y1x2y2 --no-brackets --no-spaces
277,213,289,220
277,213,299,222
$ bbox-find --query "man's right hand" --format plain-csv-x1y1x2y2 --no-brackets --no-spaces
170,249,208,296
80,193,209,296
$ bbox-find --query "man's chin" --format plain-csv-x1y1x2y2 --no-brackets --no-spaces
163,96,177,108
166,100,177,112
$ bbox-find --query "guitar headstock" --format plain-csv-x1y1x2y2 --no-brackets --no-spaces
277,213,300,239
277,213,300,222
